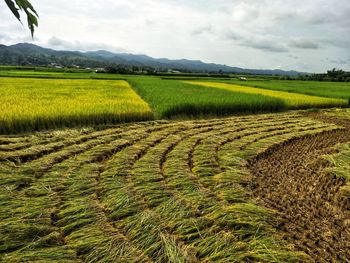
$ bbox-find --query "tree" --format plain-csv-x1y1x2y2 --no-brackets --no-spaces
4,0,39,37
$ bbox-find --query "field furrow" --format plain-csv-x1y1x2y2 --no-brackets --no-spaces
2,111,349,262
0,126,172,261
58,121,232,262
191,118,307,179
247,114,350,262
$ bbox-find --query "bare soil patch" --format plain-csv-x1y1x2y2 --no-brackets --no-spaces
247,113,350,262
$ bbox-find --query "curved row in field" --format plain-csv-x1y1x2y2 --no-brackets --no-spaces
321,109,350,200
0,112,341,262
247,113,350,262
325,143,350,200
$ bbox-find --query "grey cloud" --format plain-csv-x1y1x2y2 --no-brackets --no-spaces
295,62,312,70
0,33,9,41
289,39,320,49
288,54,299,59
191,25,213,36
243,39,288,53
0,30,36,44
224,31,242,41
321,38,350,49
224,31,288,53
269,1,350,27
47,37,73,50
304,8,350,26
46,37,129,53
328,59,349,65
303,15,332,25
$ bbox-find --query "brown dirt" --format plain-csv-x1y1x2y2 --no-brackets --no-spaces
247,113,350,263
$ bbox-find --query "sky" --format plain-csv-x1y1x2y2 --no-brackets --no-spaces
0,0,349,73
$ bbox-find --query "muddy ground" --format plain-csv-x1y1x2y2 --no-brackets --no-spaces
247,113,350,262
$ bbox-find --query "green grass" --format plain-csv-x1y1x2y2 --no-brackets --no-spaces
216,79,350,100
0,77,153,134
128,76,286,118
186,81,348,109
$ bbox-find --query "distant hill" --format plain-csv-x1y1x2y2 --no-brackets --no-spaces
0,43,305,76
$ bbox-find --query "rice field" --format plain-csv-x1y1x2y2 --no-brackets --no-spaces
1,75,349,134
1,111,342,262
128,77,286,118
216,79,350,100
0,78,153,133
185,81,348,109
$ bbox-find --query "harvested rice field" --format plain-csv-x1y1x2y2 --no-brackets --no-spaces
1,110,349,262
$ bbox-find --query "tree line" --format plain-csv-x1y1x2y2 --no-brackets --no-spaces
281,69,350,82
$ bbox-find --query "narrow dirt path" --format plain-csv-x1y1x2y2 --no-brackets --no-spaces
247,113,350,262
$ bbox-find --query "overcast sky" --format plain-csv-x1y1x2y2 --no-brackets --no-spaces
0,0,349,72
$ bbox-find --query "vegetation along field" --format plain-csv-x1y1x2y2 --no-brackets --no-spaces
216,79,350,100
185,81,348,109
128,76,286,118
0,74,348,133
1,109,350,262
0,77,152,133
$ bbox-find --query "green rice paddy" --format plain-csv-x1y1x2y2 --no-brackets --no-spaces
185,81,348,109
129,77,285,118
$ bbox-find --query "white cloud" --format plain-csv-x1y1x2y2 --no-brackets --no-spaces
0,0,349,72
46,36,129,53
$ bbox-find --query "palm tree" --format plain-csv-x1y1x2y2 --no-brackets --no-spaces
4,0,38,37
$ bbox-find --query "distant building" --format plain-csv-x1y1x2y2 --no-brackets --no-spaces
95,68,106,73
239,77,247,81
49,62,63,68
168,69,181,74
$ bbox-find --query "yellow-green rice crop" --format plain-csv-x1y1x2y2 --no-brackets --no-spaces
185,81,348,109
0,78,153,133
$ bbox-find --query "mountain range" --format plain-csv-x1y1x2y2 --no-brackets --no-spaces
0,43,304,76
